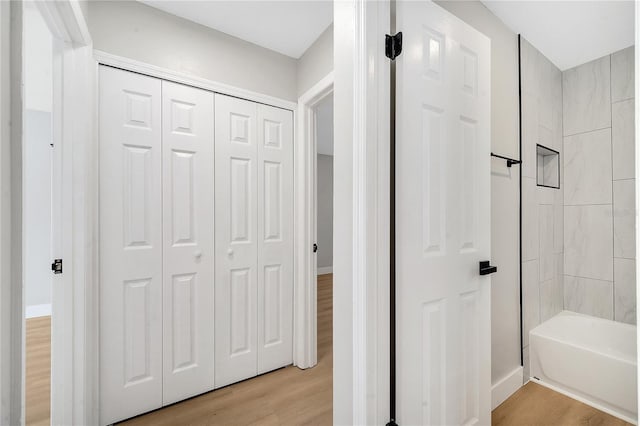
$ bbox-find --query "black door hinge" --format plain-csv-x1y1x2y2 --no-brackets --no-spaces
385,32,403,60
313,243,318,253
51,259,62,274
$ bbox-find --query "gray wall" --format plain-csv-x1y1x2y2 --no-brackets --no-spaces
24,2,52,313
520,37,564,380
86,1,298,101
297,24,333,97
317,154,333,271
436,0,522,388
24,110,52,310
562,46,636,324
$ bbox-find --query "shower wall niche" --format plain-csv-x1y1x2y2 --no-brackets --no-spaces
536,144,560,188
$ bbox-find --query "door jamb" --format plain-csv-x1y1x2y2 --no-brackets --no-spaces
294,72,334,369
10,2,96,424
333,0,390,423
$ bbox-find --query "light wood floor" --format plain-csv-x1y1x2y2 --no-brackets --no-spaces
26,316,51,426
120,273,333,425
492,381,633,426
27,278,632,426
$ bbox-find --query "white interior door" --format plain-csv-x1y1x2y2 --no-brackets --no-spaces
396,1,492,425
214,94,259,387
99,66,163,424
161,81,215,405
214,95,294,387
256,104,294,374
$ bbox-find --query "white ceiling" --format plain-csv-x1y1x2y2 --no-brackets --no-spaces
139,1,333,59
482,1,635,70
316,93,333,156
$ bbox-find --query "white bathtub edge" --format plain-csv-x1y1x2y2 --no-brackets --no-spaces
531,377,638,425
491,366,524,410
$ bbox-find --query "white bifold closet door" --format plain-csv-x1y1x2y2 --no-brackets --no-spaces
99,66,163,425
161,80,215,405
214,94,294,388
99,66,215,424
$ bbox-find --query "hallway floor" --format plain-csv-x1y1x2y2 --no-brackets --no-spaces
27,277,632,425
492,381,633,426
25,315,51,426
119,273,333,425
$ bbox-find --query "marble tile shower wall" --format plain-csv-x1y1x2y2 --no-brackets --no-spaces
520,38,564,380
562,46,635,325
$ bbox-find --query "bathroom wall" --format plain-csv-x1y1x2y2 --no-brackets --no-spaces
562,46,636,324
436,0,522,397
520,38,565,380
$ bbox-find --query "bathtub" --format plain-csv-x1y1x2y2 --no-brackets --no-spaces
530,310,637,424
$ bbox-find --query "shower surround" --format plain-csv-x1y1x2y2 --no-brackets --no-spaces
520,37,565,380
562,46,636,325
520,38,636,380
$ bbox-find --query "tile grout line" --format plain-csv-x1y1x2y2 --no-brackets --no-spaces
564,273,614,283
610,53,616,320
561,62,566,314
563,125,611,139
611,97,635,105
563,203,613,207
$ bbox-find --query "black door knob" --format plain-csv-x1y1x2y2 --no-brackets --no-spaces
479,260,497,275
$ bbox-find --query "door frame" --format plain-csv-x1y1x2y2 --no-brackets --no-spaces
3,1,96,424
333,0,391,423
3,0,392,422
294,72,333,369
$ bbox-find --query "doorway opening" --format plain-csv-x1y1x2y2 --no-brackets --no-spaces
313,92,334,375
23,2,54,424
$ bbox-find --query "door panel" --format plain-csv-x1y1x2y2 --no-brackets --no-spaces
257,105,294,374
396,2,491,425
214,94,259,388
257,105,293,374
161,81,215,405
99,66,163,424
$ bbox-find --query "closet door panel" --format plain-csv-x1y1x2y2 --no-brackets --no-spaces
162,81,215,404
214,94,259,388
257,105,294,374
99,66,163,425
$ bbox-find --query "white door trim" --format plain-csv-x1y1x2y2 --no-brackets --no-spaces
5,1,96,425
334,1,390,424
92,53,303,415
294,72,333,369
0,1,9,420
93,50,298,112
40,3,96,425
3,3,23,424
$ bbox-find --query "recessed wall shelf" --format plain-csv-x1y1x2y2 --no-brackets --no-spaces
536,144,560,189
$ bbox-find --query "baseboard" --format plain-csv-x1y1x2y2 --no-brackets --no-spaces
492,366,524,410
26,303,52,319
317,266,333,275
